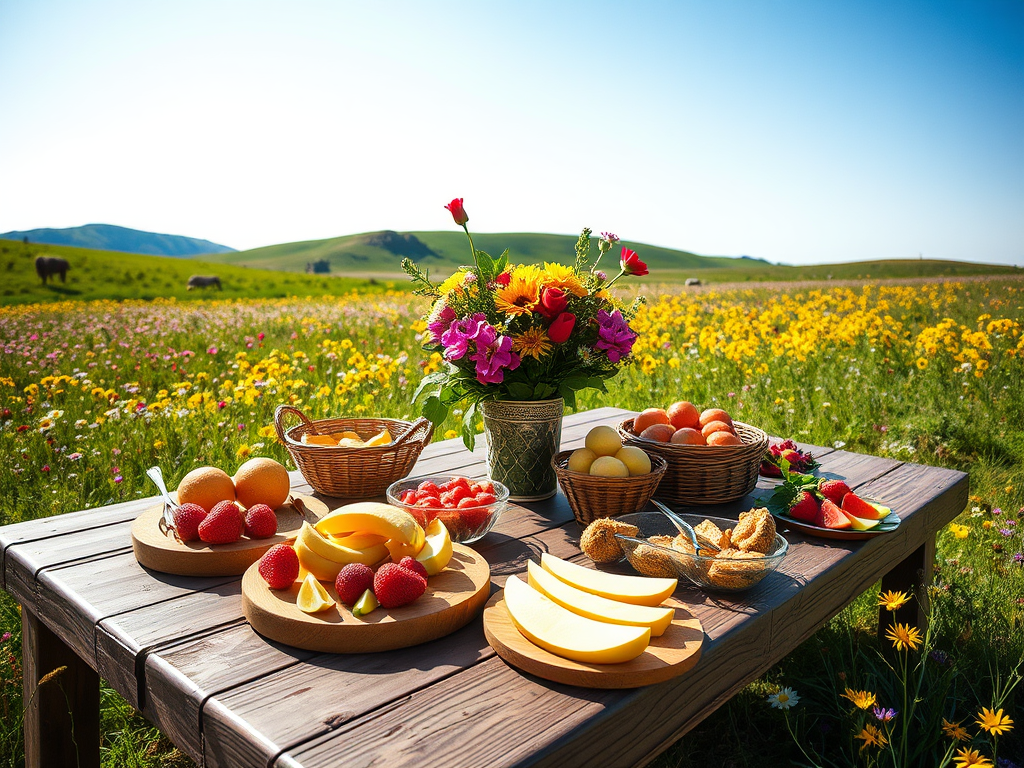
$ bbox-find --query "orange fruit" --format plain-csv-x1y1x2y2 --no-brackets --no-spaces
639,423,675,443
233,457,291,510
699,408,733,428
701,420,734,439
176,466,236,512
707,431,743,446
633,408,671,434
667,401,700,430
670,427,706,445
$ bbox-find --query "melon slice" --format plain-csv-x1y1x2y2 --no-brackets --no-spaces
842,492,889,520
539,553,677,607
816,499,852,529
503,575,651,664
840,509,881,531
527,561,675,637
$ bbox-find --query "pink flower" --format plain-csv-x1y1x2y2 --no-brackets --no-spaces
41,465,50,473
218,401,227,409
257,332,265,341
207,347,218,354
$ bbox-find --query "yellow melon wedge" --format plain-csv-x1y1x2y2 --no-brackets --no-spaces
503,575,650,664
315,502,424,550
415,518,453,576
527,560,675,637
540,552,677,607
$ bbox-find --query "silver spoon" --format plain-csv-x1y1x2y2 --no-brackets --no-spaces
649,499,721,553
145,466,180,538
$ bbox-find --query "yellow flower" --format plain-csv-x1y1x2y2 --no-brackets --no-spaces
855,723,888,751
949,523,970,539
878,590,910,611
916,357,929,369
842,688,877,710
953,748,993,768
511,327,552,360
982,520,992,530
975,707,1013,736
541,262,587,297
885,622,922,651
153,440,165,450
443,429,458,440
437,270,468,296
236,444,252,459
495,274,541,317
942,718,970,741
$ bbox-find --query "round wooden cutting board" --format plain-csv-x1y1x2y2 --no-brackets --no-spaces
242,544,491,653
483,591,704,689
131,494,328,577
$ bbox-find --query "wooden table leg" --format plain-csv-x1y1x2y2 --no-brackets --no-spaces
877,535,935,641
22,607,100,768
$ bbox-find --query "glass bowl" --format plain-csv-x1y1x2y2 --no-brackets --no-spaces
613,511,788,592
386,475,509,544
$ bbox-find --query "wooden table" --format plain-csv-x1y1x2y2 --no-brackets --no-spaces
1,407,968,768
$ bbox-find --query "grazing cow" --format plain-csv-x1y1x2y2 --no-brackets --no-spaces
685,278,702,287
35,256,70,284
187,275,222,290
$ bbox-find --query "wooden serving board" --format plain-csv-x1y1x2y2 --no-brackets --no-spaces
483,591,704,689
131,495,328,577
241,544,491,653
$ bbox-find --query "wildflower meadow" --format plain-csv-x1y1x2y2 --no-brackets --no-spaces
1,277,1022,766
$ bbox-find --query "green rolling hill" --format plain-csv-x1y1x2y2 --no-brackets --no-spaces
0,240,392,306
1,223,235,257
201,230,1020,283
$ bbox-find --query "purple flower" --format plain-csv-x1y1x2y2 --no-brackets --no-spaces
427,305,458,344
1000,528,1014,537
470,334,521,385
929,649,949,665
113,475,123,483
0,632,10,642
593,309,637,363
873,706,897,722
993,508,1002,515
1013,553,1023,564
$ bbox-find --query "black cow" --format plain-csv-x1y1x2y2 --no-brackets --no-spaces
35,256,70,284
187,275,222,290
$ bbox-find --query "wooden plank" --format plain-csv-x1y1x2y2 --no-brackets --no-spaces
22,607,100,768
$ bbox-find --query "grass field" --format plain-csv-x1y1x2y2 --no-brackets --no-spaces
203,229,1023,284
0,278,1022,766
0,240,394,306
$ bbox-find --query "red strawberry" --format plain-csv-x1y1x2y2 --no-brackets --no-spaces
172,503,208,542
258,544,299,589
788,490,820,523
373,562,426,609
818,479,852,505
335,563,374,605
198,500,243,544
398,556,428,580
244,504,277,539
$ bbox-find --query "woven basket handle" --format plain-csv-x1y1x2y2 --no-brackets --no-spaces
393,417,432,447
274,404,316,444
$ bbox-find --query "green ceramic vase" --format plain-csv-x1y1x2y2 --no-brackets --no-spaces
480,398,564,502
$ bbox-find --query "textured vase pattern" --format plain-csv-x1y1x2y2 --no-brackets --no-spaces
480,399,564,501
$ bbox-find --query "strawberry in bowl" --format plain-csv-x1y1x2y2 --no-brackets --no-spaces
386,476,509,544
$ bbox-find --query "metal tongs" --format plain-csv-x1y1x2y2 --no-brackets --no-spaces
649,499,721,553
146,466,181,540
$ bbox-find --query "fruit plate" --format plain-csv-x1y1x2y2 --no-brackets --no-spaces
482,591,704,689
768,508,902,541
242,543,490,653
131,494,328,577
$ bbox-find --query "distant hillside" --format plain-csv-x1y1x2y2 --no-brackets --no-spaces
0,240,391,306
203,230,759,275
0,223,235,257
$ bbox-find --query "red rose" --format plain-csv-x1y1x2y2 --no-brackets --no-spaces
537,287,567,320
620,247,648,276
445,198,469,226
548,312,576,344
494,272,511,286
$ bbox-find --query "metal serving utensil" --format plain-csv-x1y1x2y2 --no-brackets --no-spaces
145,465,180,539
649,499,721,553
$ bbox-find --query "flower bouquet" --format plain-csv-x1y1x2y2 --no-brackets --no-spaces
403,198,648,500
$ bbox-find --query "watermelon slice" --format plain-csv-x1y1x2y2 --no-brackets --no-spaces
842,492,888,521
816,499,853,529
840,509,880,531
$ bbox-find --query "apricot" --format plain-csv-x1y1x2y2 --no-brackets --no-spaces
707,431,743,446
701,420,734,439
615,446,652,476
667,401,700,430
633,408,670,434
639,423,675,443
590,456,630,477
670,427,706,445
699,408,733,428
585,426,623,457
567,448,597,474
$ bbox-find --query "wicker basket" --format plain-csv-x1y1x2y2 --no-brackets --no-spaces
274,405,433,498
552,450,667,526
617,418,769,506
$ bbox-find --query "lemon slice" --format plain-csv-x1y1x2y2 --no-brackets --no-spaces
352,588,378,617
296,573,336,613
364,429,393,447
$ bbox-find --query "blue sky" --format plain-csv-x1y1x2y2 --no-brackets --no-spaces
0,0,1021,265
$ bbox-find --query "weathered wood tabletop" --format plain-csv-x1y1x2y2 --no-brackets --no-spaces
1,407,968,768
